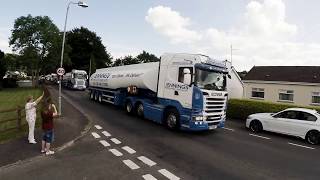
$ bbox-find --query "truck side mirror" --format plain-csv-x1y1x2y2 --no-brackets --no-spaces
228,74,231,79
71,74,74,79
183,68,191,85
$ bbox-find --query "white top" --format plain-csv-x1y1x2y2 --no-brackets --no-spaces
25,102,37,121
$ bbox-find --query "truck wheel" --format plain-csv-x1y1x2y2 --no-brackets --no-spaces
136,103,144,117
94,92,99,101
90,91,94,100
165,109,180,130
125,101,133,114
98,94,102,103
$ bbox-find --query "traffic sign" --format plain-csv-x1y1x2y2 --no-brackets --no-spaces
57,68,65,76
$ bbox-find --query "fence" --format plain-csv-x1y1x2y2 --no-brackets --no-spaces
0,106,26,133
0,85,52,134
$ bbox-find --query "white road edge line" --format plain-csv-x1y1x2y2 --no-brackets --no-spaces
158,169,180,180
249,133,271,140
99,140,110,147
94,125,102,130
91,132,101,139
110,138,121,144
222,127,234,131
122,146,136,154
102,131,111,137
109,149,123,156
123,159,140,170
138,156,157,167
142,174,158,180
288,142,315,150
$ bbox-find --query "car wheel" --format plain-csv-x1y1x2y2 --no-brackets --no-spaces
136,103,144,117
249,120,262,133
125,101,133,114
165,109,179,130
306,130,320,145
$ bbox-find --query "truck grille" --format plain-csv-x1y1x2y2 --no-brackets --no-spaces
77,81,85,86
204,97,226,121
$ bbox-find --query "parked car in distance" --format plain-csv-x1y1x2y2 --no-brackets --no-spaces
246,108,320,144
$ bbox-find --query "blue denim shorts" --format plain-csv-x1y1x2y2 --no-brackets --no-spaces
43,130,54,143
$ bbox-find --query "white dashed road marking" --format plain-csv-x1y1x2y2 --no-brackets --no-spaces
142,174,158,180
222,127,234,131
122,146,136,154
249,133,271,140
99,140,110,147
102,131,111,137
288,142,315,150
94,125,102,130
123,159,140,170
91,132,101,139
158,169,180,180
110,138,121,144
109,149,123,157
138,156,157,167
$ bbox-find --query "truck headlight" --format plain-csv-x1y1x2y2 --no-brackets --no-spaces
192,116,203,121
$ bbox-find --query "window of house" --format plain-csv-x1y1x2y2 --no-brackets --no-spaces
279,90,294,102
178,67,193,84
311,92,320,104
251,88,264,99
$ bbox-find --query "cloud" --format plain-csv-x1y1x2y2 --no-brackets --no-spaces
146,0,319,71
145,6,201,44
0,31,11,53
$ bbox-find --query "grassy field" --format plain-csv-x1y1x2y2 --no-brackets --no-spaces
0,87,42,143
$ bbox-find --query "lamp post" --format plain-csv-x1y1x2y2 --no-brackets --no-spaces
58,1,88,116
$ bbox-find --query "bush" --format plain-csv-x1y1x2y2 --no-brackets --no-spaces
227,99,320,120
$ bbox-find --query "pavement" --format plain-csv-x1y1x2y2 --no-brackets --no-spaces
0,87,319,180
0,86,90,168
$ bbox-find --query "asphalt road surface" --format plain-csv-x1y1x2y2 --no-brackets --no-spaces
1,87,319,180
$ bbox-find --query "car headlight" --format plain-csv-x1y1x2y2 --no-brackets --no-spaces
247,115,253,119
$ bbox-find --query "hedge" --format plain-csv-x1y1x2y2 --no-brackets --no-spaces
227,99,320,120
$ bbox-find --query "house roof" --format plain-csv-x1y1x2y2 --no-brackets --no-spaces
243,66,320,83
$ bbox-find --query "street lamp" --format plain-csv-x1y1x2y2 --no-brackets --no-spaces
58,1,88,116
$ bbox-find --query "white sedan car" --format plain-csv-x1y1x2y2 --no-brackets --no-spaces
246,108,320,144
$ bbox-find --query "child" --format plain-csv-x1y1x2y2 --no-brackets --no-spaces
41,100,58,155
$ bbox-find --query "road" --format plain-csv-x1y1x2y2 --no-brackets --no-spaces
1,87,319,180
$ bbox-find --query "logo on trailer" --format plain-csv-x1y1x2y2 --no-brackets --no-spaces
165,82,189,91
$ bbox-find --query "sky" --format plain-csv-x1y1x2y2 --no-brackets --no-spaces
0,0,320,71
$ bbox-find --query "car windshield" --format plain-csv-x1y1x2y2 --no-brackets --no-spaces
194,68,226,91
75,73,86,79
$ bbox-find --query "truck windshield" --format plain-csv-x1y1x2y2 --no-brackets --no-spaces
195,68,226,91
75,74,86,79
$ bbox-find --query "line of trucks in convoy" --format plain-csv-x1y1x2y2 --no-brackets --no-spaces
45,70,88,90
89,53,232,131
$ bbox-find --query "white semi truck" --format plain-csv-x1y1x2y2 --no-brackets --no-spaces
89,53,229,131
62,69,88,90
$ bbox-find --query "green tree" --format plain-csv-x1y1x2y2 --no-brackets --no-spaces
112,55,140,67
136,51,160,63
0,50,5,88
66,27,112,73
9,14,69,85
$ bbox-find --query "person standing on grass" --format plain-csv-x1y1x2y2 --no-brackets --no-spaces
25,92,44,144
41,100,58,155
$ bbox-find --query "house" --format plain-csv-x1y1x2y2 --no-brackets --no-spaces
225,60,244,99
243,66,320,106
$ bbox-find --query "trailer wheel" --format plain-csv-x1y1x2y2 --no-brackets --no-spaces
165,109,180,130
136,103,144,117
125,101,133,114
94,92,99,101
90,91,94,100
98,94,102,103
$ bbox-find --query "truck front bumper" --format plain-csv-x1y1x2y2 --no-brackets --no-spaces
181,119,225,131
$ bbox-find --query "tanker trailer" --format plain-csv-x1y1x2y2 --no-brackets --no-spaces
89,53,229,131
